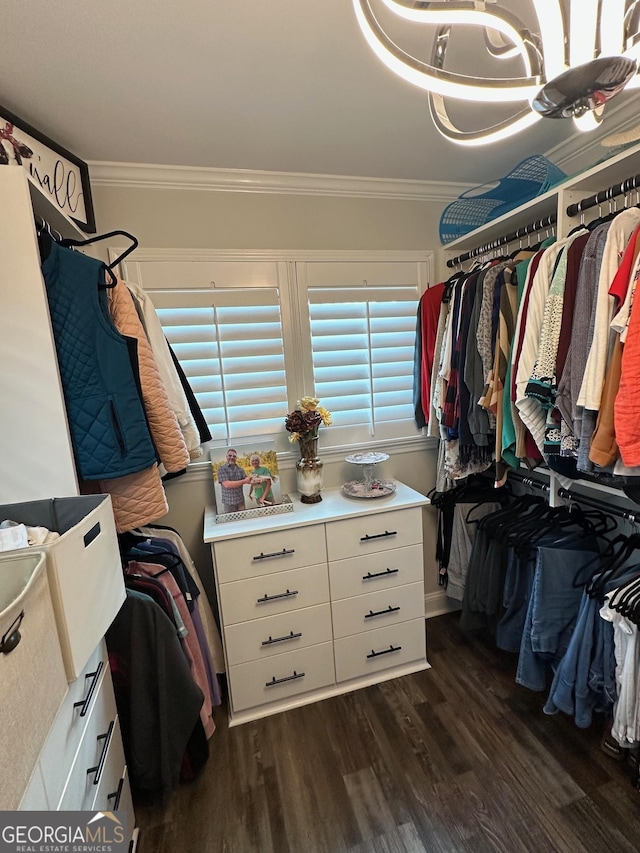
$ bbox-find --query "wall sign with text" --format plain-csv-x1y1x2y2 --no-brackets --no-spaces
0,106,96,233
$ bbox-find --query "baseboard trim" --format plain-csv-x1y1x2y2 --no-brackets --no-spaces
425,590,461,619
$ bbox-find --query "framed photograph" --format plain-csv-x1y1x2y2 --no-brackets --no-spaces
0,105,96,233
211,442,290,523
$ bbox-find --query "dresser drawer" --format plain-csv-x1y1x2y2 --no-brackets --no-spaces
225,603,333,666
220,563,329,625
58,664,118,810
90,715,126,812
19,766,49,810
334,618,426,683
229,641,335,712
326,508,422,561
331,581,424,639
38,642,108,809
329,544,423,601
214,524,326,583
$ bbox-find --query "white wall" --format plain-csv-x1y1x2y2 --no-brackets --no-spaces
91,185,444,251
91,182,451,615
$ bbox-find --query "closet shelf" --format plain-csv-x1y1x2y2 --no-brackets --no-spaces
442,187,558,254
443,140,640,257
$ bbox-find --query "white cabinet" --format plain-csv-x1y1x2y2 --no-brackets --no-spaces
0,169,135,842
205,482,429,725
20,641,132,819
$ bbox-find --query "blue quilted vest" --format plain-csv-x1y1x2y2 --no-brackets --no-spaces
41,240,157,480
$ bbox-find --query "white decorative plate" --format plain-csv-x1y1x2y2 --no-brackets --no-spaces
344,452,390,466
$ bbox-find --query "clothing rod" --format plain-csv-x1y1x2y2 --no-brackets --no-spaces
508,471,550,492
566,174,640,217
557,487,639,523
446,213,557,268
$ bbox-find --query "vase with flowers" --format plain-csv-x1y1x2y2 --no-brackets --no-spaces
285,396,332,503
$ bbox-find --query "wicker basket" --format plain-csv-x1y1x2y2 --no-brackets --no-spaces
439,155,566,244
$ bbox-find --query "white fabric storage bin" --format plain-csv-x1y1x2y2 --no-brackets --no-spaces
0,495,125,680
0,550,67,809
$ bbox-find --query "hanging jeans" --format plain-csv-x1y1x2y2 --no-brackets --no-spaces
496,545,536,653
543,569,637,728
516,541,597,691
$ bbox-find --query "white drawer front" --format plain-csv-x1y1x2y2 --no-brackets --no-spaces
214,524,326,582
58,666,118,810
90,715,126,812
331,581,424,639
39,642,108,808
220,563,329,626
329,544,423,601
229,642,335,712
20,766,49,810
334,619,426,683
225,603,332,666
327,508,422,561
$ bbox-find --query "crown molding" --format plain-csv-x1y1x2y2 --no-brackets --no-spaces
87,160,471,202
116,247,434,263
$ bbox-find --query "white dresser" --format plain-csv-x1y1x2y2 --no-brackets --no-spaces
204,482,429,725
20,640,134,820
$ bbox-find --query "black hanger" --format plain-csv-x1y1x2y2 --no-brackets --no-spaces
609,572,640,616
62,229,138,275
586,533,640,598
37,224,120,288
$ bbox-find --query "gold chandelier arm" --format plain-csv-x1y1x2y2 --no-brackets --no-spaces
352,0,542,103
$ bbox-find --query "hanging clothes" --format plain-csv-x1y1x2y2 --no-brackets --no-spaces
106,279,189,474
106,590,208,797
39,236,157,481
138,523,225,675
126,560,216,739
126,280,206,458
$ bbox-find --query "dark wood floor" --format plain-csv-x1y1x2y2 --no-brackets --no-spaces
134,613,640,852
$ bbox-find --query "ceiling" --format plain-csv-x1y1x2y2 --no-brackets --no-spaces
0,1,637,185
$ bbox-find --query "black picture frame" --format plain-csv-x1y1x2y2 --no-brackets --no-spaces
0,105,96,233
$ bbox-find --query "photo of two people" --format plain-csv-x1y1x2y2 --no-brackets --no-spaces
211,443,282,518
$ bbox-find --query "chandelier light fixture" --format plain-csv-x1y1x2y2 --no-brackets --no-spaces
352,0,640,146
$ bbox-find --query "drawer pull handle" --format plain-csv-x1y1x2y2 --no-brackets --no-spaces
87,719,115,786
0,609,24,655
253,547,295,561
262,630,302,646
364,605,401,619
367,644,402,659
363,567,399,580
360,530,397,542
107,774,125,811
257,588,298,604
266,670,305,687
74,660,104,718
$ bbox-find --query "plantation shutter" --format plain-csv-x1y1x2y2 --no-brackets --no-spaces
302,262,425,445
153,290,287,442
121,260,289,444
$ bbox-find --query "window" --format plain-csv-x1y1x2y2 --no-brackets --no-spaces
121,253,431,452
157,298,288,443
307,289,422,444
298,260,428,445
